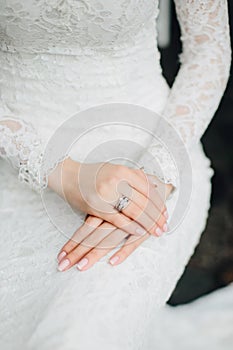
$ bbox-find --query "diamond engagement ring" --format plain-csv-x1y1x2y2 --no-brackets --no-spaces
114,195,130,212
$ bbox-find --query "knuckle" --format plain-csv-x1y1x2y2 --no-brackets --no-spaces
96,180,107,195
107,175,119,187
115,165,128,178
97,176,119,195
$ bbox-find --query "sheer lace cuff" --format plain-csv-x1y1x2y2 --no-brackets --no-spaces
0,117,47,192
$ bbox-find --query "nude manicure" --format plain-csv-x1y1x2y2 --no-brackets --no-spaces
57,251,67,263
77,258,88,270
58,258,70,272
109,256,120,265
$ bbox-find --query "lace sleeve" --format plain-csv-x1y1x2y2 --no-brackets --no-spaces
138,0,231,192
0,111,46,192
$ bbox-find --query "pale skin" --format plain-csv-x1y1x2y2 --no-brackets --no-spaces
48,157,173,272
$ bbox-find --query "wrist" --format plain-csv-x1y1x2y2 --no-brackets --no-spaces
48,157,81,199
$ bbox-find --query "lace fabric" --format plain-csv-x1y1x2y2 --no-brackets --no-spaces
0,117,46,191
0,0,231,193
0,0,158,55
138,0,231,190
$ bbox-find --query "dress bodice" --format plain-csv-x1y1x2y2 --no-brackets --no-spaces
0,0,159,54
0,0,231,194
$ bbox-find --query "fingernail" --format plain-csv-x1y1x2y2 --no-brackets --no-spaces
77,258,88,270
58,258,70,272
109,256,120,265
135,227,146,236
155,227,163,236
164,210,169,219
57,251,67,263
163,223,168,232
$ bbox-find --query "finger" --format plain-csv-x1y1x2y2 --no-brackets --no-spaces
121,198,166,237
128,168,167,208
146,174,172,200
57,215,103,262
121,186,167,231
135,169,167,208
99,192,166,238
76,228,128,271
98,210,148,237
57,221,116,271
135,171,169,221
109,231,150,266
129,171,168,224
97,176,167,237
138,175,169,219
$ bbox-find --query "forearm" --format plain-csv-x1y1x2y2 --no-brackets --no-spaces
138,0,231,194
165,0,231,147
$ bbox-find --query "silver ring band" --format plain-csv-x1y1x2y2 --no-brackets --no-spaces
114,195,130,212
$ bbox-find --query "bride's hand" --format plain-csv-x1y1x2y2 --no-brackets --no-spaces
56,178,173,272
48,157,171,238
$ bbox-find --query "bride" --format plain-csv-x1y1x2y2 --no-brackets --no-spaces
0,1,231,349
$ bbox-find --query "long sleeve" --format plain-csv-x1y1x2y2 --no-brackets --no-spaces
138,0,231,191
0,104,46,192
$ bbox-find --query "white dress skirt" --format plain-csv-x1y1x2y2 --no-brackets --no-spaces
0,51,213,350
0,0,231,349
0,143,214,350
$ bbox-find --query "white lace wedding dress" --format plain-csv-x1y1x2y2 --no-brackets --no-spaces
0,1,231,349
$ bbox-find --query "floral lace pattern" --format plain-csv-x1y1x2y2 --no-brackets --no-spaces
165,0,231,145
0,118,47,191
138,0,231,190
0,0,157,54
0,0,231,194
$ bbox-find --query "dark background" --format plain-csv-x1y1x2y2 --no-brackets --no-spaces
160,1,233,305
